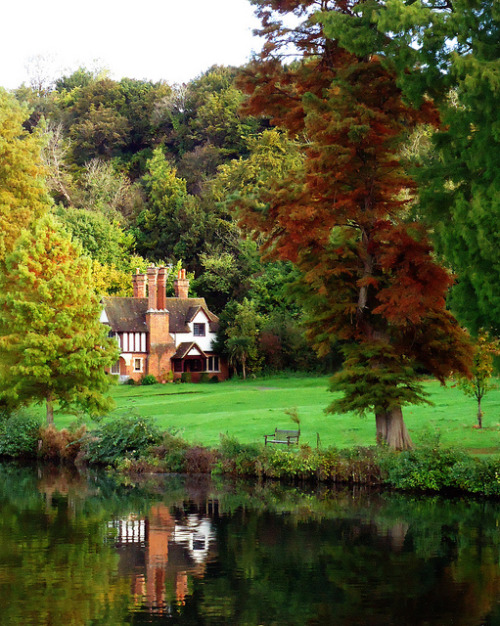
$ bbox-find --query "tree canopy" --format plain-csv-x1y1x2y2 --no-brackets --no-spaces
0,89,50,262
0,216,118,423
235,0,473,448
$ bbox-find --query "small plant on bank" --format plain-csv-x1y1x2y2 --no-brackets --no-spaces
180,372,192,383
125,378,136,386
83,414,162,465
0,410,41,458
200,372,210,383
141,374,157,386
209,375,219,383
379,444,469,492
38,424,87,462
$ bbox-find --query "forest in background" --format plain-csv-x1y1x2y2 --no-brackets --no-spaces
8,63,326,375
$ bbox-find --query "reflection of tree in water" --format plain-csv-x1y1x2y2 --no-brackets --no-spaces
0,464,130,625
2,466,500,624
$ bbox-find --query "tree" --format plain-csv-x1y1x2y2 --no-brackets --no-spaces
321,0,500,334
0,89,50,262
455,330,500,429
0,215,118,424
236,0,472,448
223,299,262,380
134,148,206,266
55,205,133,268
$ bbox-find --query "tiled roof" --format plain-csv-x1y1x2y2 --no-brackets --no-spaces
165,298,219,333
102,297,148,332
102,296,219,334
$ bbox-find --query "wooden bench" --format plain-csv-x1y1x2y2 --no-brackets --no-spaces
264,429,300,446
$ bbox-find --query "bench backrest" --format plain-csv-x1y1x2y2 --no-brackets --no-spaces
275,429,299,439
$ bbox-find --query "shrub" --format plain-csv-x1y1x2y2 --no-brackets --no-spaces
166,371,174,383
124,378,136,385
0,411,41,458
149,430,191,472
38,424,86,462
199,372,210,383
141,374,157,386
83,414,162,465
209,375,220,383
380,445,468,492
185,446,217,473
216,435,263,476
180,372,192,383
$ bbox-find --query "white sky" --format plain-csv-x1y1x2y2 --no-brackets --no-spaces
1,0,262,90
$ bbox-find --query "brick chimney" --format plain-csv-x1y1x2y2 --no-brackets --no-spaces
133,269,147,298
147,266,158,310
174,269,189,299
157,266,168,310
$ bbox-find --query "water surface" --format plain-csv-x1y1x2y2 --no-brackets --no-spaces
1,463,500,625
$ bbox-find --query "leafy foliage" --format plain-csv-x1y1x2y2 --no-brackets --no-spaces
140,374,157,386
235,0,472,448
0,89,50,262
454,330,500,428
0,215,118,423
83,414,162,465
0,411,41,458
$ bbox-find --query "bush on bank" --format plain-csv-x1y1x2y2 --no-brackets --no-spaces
2,412,500,496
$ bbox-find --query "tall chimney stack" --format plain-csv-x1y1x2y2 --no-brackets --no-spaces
133,269,147,298
147,266,158,310
174,269,189,299
157,266,167,310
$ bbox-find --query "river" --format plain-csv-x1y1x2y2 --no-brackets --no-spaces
0,463,499,625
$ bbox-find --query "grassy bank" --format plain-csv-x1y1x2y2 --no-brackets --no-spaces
51,374,500,454
3,373,500,496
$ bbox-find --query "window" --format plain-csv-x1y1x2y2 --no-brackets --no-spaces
111,360,120,375
206,356,220,372
173,360,183,372
187,359,203,372
193,323,206,337
133,358,143,373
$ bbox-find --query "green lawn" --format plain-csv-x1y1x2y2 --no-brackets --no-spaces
52,374,500,454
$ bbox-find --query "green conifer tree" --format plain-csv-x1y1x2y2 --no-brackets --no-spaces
0,215,119,424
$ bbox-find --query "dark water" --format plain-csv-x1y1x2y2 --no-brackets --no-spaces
1,464,500,625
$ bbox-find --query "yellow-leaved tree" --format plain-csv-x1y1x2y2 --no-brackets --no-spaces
0,88,50,262
0,216,119,424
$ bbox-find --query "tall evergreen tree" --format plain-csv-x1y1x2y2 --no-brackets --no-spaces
321,0,500,334
237,0,472,448
0,216,118,424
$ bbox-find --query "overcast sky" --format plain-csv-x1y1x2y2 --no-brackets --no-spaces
1,0,262,90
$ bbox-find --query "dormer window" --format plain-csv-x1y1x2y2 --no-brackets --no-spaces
193,323,206,337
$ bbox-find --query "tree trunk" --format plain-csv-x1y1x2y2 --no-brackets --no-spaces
376,406,413,450
242,355,247,380
46,394,54,425
477,397,483,429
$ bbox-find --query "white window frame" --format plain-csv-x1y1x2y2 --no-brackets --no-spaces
193,323,206,337
111,360,120,375
133,358,143,373
205,356,220,372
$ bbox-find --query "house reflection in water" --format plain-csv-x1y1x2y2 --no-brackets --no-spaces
108,503,217,614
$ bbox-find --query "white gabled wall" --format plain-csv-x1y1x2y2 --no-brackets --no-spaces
177,310,215,351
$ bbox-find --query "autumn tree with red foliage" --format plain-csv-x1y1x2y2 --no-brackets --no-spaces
236,0,472,449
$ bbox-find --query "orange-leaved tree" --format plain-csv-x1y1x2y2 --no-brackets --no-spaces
235,0,472,449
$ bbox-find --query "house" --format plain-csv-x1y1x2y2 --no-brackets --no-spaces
101,267,228,382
